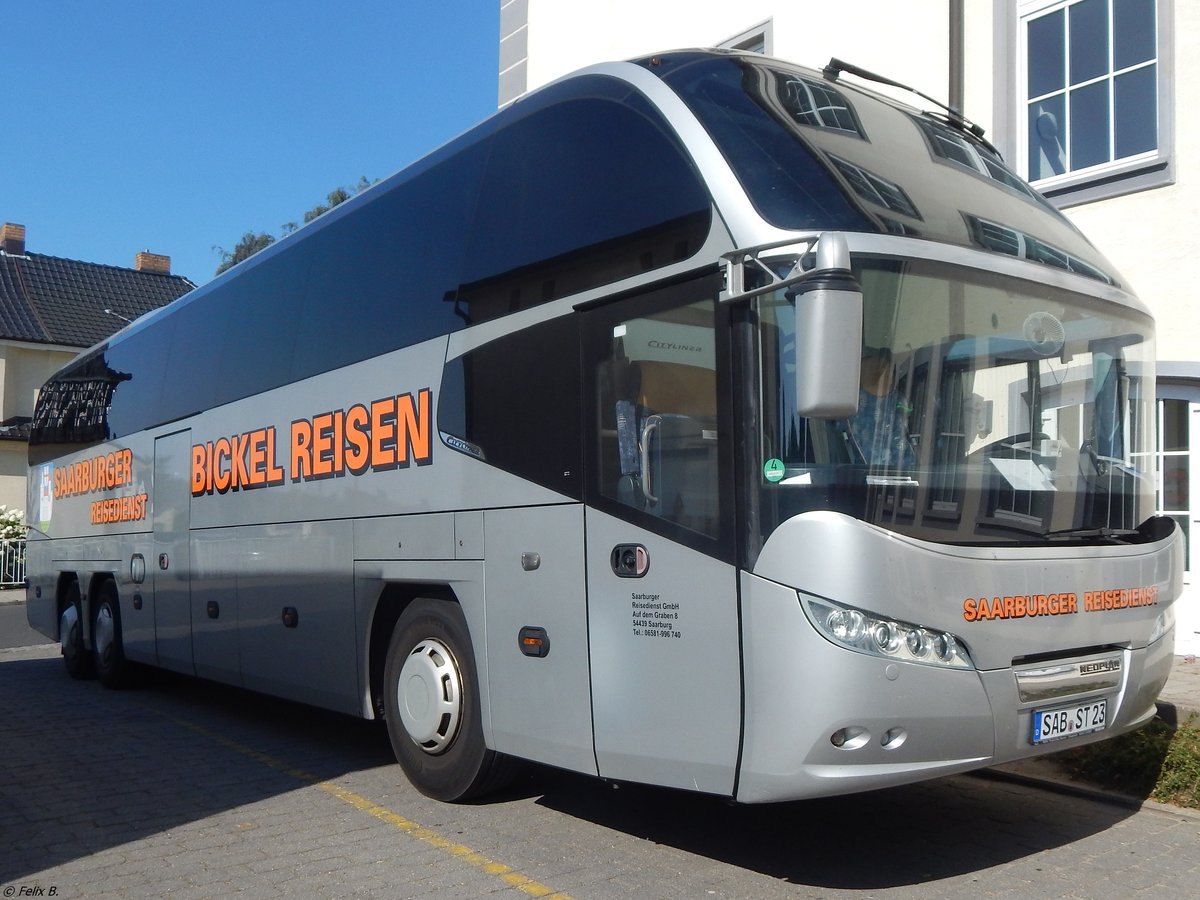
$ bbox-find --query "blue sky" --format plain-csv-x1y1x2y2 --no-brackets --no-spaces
2,2,500,285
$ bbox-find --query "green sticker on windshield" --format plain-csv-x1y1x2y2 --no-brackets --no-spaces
763,458,785,483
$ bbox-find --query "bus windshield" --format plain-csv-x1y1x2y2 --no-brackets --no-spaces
752,255,1157,549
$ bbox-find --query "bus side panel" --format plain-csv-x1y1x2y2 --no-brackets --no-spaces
483,504,596,775
25,429,157,659
190,531,243,686
119,534,157,666
585,508,740,795
153,430,193,674
231,520,359,715
24,538,57,641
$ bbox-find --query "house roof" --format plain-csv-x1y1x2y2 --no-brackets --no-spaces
0,250,194,349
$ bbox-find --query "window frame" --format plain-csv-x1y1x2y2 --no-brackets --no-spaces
437,311,584,500
581,272,736,564
1008,0,1175,207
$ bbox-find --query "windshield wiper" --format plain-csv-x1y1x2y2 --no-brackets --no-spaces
821,57,998,154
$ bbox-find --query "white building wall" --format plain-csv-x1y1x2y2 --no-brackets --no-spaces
519,1,953,113
1051,2,1198,368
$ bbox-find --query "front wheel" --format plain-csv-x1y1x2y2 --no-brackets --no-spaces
382,598,515,801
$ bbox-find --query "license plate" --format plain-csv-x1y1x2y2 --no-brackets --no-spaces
1031,699,1107,744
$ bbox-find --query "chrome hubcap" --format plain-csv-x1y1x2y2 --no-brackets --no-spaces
94,604,115,665
396,637,463,754
60,604,79,657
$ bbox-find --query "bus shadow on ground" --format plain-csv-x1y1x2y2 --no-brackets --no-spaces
526,762,1139,890
0,653,394,885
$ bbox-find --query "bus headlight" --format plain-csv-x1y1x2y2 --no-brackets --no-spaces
800,593,974,670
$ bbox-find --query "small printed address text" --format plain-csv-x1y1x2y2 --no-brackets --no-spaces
631,592,682,639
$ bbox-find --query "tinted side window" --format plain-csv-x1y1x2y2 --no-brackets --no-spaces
458,81,712,324
104,319,174,438
30,323,172,462
33,138,492,450
160,292,229,422
215,250,306,405
32,75,708,449
292,139,490,381
28,350,127,458
438,314,582,499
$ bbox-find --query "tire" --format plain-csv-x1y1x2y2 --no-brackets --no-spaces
60,581,94,680
92,579,130,688
383,598,515,801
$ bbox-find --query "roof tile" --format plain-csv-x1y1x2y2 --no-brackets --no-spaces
0,251,194,348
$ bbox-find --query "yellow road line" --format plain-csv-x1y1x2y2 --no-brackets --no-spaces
170,716,572,899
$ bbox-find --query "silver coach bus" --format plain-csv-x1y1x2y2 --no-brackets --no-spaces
26,50,1180,803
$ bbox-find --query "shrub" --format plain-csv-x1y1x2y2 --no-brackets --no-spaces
0,505,24,540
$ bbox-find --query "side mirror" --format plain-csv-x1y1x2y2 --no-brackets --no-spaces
792,233,863,419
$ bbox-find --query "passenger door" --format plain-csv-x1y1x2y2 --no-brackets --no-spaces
582,275,743,795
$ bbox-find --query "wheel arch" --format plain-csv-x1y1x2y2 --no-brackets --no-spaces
367,581,460,720
55,570,79,607
86,571,118,603
54,569,121,645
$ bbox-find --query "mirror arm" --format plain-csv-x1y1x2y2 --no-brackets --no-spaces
721,233,864,421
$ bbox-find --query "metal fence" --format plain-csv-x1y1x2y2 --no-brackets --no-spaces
0,538,26,588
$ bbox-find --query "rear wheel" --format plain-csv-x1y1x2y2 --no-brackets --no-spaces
60,581,93,680
92,579,130,688
383,598,515,801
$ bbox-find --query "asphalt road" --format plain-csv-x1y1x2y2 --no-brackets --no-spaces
0,596,50,649
1,616,1198,898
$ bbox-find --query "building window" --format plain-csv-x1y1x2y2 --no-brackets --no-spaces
1017,0,1172,204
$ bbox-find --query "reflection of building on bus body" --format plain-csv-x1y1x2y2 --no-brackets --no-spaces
22,50,1180,807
